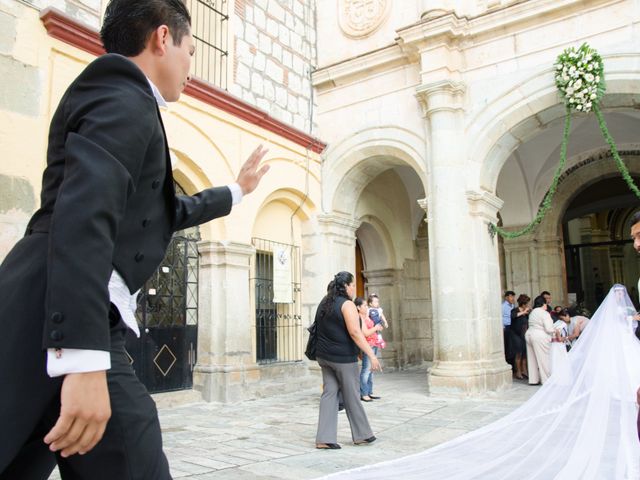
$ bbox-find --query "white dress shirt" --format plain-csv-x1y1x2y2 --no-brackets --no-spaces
47,78,243,377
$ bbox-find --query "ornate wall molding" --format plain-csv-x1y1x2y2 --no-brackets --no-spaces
39,7,327,154
338,0,391,39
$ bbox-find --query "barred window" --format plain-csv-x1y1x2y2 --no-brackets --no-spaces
185,0,229,89
251,238,303,364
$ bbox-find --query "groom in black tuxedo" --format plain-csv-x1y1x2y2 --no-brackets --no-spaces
0,1,269,478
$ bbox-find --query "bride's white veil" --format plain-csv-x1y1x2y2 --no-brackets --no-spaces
319,285,640,480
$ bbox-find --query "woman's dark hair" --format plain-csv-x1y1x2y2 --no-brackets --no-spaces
558,308,571,318
632,210,640,227
317,271,354,319
533,295,547,309
517,294,530,307
354,297,365,308
101,0,191,56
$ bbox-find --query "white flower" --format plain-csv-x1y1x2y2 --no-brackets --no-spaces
574,79,583,89
590,93,597,100
595,75,600,82
585,102,592,110
563,74,569,82
587,64,594,71
569,65,576,73
576,104,583,110
556,64,563,70
585,73,594,83
566,86,574,95
586,54,592,61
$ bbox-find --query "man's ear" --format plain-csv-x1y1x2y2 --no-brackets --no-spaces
148,25,170,55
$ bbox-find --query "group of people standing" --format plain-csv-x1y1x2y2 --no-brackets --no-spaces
502,290,589,385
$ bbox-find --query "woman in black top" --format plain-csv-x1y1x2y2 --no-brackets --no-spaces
510,294,531,379
315,271,381,450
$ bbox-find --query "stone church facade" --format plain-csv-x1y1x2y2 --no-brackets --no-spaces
1,0,639,400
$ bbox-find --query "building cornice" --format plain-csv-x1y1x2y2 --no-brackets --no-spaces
312,44,408,89
39,7,327,154
313,0,615,91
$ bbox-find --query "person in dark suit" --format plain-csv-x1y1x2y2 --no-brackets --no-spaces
0,1,269,478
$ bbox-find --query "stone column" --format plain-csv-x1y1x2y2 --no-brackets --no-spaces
362,268,402,369
316,213,360,281
193,240,259,403
416,81,511,394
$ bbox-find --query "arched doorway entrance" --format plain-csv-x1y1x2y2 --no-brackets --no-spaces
563,177,640,312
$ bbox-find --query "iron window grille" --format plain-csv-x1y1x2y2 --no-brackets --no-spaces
251,238,303,364
185,0,229,89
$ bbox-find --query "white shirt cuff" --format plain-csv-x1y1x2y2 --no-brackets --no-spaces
47,348,111,377
228,183,243,206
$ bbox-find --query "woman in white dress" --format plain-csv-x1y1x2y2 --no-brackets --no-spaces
318,285,640,480
525,296,556,385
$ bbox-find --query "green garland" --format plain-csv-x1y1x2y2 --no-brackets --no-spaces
489,43,640,238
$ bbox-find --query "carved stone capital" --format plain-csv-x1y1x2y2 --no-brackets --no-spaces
415,80,466,117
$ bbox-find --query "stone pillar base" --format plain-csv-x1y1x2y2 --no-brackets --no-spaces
194,362,322,403
194,364,261,403
427,359,512,395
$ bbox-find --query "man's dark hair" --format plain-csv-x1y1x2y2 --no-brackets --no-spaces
504,290,515,297
632,211,640,228
540,291,551,297
101,0,191,56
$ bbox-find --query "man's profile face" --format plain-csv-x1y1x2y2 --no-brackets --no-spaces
631,222,640,253
159,29,195,102
543,293,551,304
506,294,515,304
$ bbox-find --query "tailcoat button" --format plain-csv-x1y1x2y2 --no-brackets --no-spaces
152,180,161,189
50,330,64,341
142,218,150,228
135,252,145,262
51,312,64,324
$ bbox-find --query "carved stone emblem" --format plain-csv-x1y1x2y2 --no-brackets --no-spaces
338,0,391,38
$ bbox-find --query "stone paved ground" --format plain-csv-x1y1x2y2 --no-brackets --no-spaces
49,367,537,479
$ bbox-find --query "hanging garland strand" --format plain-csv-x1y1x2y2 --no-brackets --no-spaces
489,106,571,239
593,104,640,199
489,43,640,238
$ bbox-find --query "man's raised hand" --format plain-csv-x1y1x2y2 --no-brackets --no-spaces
237,145,270,195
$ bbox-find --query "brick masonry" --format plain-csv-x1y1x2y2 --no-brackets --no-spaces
231,0,316,133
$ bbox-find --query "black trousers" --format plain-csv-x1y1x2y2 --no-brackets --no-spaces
0,236,171,480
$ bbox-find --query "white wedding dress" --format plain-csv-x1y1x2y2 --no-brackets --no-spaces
319,285,640,480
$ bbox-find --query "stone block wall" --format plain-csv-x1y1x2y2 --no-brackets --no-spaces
231,0,316,133
23,0,102,29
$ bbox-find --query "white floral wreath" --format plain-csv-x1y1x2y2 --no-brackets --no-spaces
554,43,605,113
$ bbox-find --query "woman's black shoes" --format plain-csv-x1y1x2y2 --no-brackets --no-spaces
369,395,381,399
354,436,377,445
360,396,373,402
316,443,342,449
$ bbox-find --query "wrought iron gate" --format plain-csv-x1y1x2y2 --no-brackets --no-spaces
125,183,200,393
125,234,199,393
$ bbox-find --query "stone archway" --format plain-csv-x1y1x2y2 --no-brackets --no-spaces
321,136,431,368
501,153,640,307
